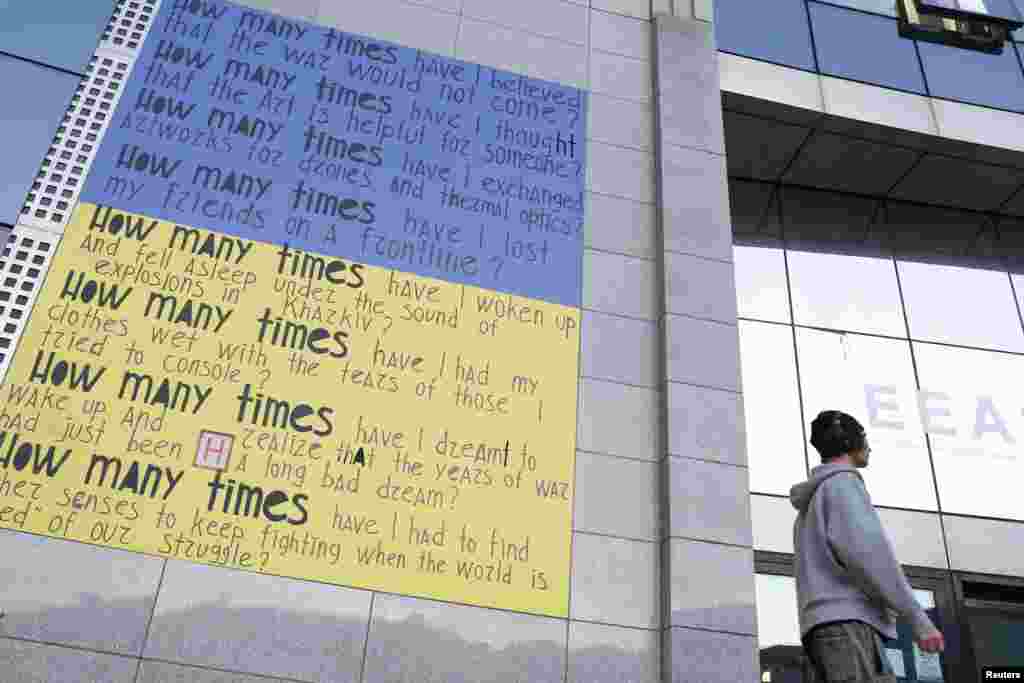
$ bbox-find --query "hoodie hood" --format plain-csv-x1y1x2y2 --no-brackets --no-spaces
790,463,862,512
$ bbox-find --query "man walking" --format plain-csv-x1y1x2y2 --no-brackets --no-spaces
791,410,945,682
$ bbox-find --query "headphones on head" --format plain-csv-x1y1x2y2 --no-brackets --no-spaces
819,410,867,455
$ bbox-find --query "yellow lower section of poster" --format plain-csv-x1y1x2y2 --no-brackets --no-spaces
0,203,580,618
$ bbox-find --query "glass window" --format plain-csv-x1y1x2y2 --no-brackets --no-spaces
1011,272,1019,321
713,0,817,71
756,574,805,682
1014,273,1024,322
957,0,1024,22
823,0,899,15
738,321,808,496
809,3,927,93
731,181,791,324
965,611,1024,668
734,246,791,323
912,342,1024,521
0,1,114,73
898,260,1023,352
788,250,906,337
917,40,1024,113
0,55,79,225
795,328,938,511
1004,217,1024,274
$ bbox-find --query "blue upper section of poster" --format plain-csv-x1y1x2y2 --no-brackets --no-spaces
81,0,587,307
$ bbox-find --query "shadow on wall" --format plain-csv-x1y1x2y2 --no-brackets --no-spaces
728,178,1024,273
0,593,659,682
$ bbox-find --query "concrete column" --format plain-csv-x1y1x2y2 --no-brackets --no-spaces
651,14,759,683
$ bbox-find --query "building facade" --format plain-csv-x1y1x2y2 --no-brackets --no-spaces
0,0,1022,682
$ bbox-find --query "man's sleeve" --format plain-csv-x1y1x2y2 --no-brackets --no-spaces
824,473,935,638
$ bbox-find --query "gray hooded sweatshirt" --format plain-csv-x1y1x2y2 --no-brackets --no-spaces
790,463,935,641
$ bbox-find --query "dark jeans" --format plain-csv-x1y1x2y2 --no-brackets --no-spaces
802,620,897,683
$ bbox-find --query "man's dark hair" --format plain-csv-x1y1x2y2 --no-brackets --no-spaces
810,410,866,461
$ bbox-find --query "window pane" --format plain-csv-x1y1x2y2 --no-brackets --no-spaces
1014,273,1024,322
914,589,936,609
788,250,906,337
0,1,114,73
734,246,791,323
917,41,1024,113
756,575,802,647
1006,217,1024,274
898,260,1023,352
913,342,1024,521
731,181,790,321
756,574,804,683
966,611,1024,668
824,0,898,15
0,55,79,225
809,3,926,93
739,321,807,495
796,328,938,511
713,0,816,71
931,0,1024,21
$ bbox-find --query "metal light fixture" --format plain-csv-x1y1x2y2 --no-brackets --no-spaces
897,0,1023,53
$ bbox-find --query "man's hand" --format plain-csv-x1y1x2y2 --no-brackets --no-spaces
916,627,945,653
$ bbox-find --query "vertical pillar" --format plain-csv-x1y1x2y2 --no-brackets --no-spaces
651,14,759,683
